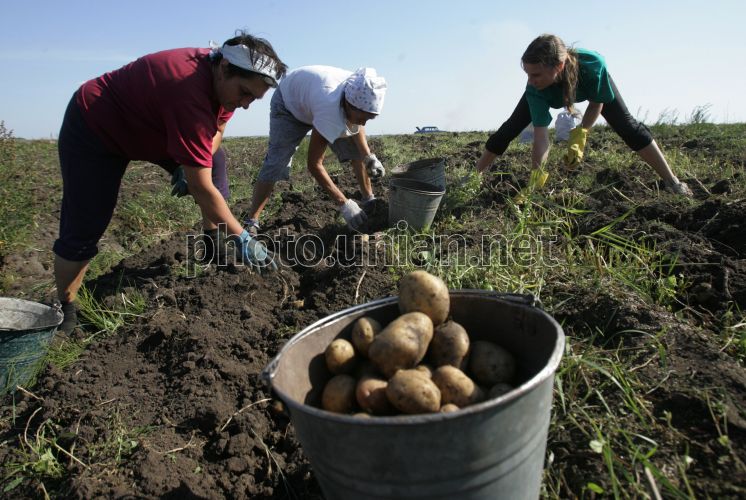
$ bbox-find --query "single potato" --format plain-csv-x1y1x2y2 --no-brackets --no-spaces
398,270,450,325
429,320,470,369
351,316,382,357
386,369,441,414
356,376,393,415
469,341,517,386
368,312,433,378
321,374,357,414
432,365,485,407
325,338,356,374
440,403,460,413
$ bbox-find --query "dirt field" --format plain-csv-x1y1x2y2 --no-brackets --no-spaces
1,127,745,498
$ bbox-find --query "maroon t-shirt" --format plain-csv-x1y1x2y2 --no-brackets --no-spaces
76,47,234,168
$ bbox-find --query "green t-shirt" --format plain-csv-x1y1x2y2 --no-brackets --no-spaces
525,48,615,127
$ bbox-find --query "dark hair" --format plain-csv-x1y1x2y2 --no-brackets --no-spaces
211,29,287,81
522,34,579,114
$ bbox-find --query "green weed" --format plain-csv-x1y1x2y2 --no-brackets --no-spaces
86,409,153,466
46,284,146,371
2,413,72,495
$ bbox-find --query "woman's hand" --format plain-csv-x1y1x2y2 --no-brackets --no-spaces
563,127,588,168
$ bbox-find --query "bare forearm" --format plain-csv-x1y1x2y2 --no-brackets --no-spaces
212,123,226,154
476,150,497,174
532,127,550,168
182,164,243,235
306,129,345,205
308,162,346,205
582,102,603,129
353,127,371,157
191,186,243,235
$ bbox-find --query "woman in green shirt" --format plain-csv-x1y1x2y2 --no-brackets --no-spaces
473,34,691,196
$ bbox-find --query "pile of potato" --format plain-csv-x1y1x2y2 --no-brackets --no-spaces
320,270,518,416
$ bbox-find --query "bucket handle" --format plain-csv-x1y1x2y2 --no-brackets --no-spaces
261,358,279,386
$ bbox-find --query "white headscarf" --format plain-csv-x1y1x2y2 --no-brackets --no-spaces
344,68,387,114
210,41,281,87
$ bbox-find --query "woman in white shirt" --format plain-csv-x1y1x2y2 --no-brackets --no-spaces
244,66,387,232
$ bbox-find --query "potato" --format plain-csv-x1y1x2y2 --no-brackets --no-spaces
356,376,394,415
414,364,433,378
325,338,356,374
429,320,470,369
398,270,450,325
469,341,517,386
489,382,514,399
321,374,357,414
386,369,441,414
440,403,460,413
432,365,485,407
367,312,433,378
351,316,382,357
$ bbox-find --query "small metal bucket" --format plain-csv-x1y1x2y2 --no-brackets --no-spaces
388,178,445,231
263,291,564,500
0,298,63,394
390,158,446,191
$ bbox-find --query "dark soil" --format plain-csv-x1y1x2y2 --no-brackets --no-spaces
1,129,746,498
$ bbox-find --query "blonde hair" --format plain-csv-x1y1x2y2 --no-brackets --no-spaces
522,34,579,114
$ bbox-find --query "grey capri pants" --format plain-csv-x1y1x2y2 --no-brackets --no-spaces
257,88,363,183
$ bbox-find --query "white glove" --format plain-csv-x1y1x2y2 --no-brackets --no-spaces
665,180,693,197
339,199,368,230
363,154,385,179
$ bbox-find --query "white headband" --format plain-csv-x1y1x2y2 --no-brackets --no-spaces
210,42,280,87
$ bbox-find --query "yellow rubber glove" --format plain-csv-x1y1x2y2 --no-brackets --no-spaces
530,167,549,190
563,127,588,168
513,190,527,205
514,167,549,204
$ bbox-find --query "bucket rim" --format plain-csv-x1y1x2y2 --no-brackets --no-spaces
389,178,445,195
391,157,445,175
263,290,565,425
0,297,64,332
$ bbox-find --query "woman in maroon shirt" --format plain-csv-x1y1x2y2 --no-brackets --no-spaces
54,30,287,337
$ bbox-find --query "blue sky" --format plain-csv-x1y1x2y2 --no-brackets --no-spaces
1,0,743,138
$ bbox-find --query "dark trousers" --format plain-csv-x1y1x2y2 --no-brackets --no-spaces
485,77,654,155
54,95,229,262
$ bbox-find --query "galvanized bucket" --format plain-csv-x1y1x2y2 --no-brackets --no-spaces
391,157,446,191
388,178,445,231
0,298,63,394
263,291,565,500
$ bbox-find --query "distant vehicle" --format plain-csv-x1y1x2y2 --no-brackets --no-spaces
414,126,445,134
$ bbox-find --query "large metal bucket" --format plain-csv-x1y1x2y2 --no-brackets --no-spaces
0,298,63,394
388,178,445,231
390,158,446,191
263,291,564,500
